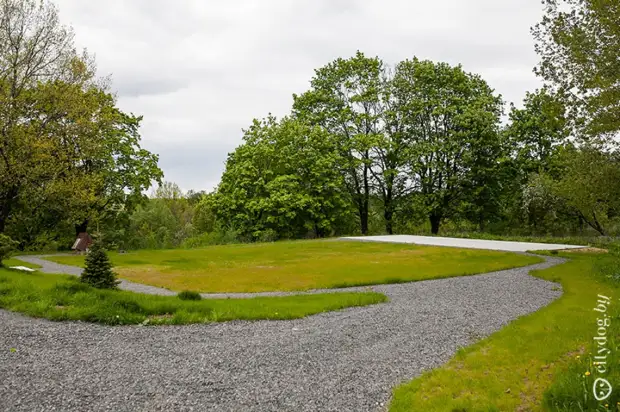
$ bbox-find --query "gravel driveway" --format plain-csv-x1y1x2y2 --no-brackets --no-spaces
0,255,564,412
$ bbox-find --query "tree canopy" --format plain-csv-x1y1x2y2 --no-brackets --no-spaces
533,0,620,137
216,117,351,240
0,0,162,246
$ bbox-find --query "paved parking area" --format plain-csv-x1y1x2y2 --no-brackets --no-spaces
342,235,586,252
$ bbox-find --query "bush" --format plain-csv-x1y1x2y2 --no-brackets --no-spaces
0,234,19,265
181,229,241,248
257,229,279,243
80,242,120,289
178,290,202,301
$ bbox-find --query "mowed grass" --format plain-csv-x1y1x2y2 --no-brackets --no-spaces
44,240,542,293
0,268,386,325
389,249,620,412
1,258,41,269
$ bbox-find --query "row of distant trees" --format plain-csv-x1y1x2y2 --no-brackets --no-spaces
210,0,620,240
1,0,618,251
212,58,619,240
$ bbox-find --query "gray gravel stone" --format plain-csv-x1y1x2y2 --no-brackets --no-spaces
0,256,564,412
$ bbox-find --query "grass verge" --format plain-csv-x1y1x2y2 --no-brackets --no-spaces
1,258,41,269
389,247,620,412
0,268,387,326
43,240,542,293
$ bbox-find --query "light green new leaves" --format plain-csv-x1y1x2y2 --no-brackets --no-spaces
216,117,351,240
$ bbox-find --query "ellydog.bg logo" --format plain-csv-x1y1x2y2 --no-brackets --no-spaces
593,294,613,402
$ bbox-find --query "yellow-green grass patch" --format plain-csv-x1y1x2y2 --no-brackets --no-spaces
44,240,542,293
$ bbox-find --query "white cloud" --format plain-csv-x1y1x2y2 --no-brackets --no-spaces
55,0,545,192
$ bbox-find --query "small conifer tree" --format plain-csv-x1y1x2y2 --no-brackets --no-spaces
80,241,119,289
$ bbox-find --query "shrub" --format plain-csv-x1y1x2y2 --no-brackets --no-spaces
178,290,202,301
257,229,279,243
0,234,19,265
181,229,241,248
80,242,120,289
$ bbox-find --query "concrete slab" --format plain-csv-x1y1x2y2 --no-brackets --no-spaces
341,235,587,252
9,266,35,272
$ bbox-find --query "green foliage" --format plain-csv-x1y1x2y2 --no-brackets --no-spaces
521,172,565,232
181,229,240,248
125,182,198,249
533,0,620,137
392,58,505,234
216,117,353,240
0,234,18,264
192,193,216,233
0,267,386,325
556,146,620,236
293,51,386,235
80,242,119,289
506,88,569,177
0,0,162,247
177,290,202,301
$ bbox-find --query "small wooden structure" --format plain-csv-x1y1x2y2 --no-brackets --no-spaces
72,232,93,253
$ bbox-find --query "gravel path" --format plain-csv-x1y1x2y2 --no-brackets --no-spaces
0,256,565,412
14,255,178,296
14,255,388,299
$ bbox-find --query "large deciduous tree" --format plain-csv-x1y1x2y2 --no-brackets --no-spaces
293,52,384,235
0,0,162,245
392,59,504,234
216,117,351,239
504,89,571,232
533,0,620,137
506,88,569,177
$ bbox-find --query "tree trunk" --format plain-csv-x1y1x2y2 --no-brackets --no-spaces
0,187,18,233
384,186,394,235
430,213,442,235
361,159,370,235
384,208,393,235
360,205,369,235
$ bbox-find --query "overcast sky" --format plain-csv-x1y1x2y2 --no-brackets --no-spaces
55,0,545,192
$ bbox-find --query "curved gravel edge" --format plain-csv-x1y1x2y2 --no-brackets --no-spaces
14,255,178,296
0,255,566,412
14,253,550,299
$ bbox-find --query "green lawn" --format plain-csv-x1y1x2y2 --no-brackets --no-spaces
0,267,386,325
44,240,542,293
1,258,41,269
389,248,620,411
